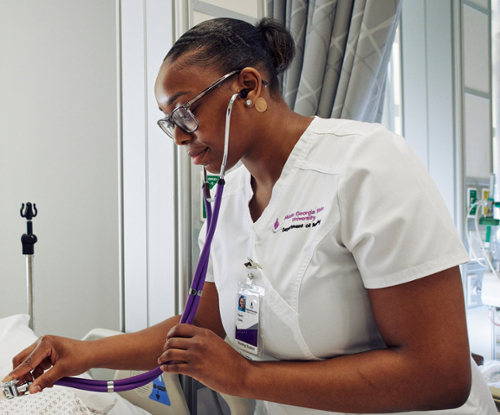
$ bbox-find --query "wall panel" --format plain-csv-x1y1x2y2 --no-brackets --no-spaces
0,0,121,339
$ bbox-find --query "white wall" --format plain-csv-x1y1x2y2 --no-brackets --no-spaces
0,0,121,339
120,0,176,333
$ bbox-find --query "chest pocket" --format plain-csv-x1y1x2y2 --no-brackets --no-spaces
256,267,320,361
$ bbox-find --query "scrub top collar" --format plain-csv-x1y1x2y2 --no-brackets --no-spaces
244,116,320,233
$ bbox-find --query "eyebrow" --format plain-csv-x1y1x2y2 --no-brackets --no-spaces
167,90,190,107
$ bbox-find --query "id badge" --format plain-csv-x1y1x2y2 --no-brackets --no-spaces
235,259,265,357
235,284,263,356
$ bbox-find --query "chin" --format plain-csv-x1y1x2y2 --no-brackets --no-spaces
202,157,239,176
203,164,222,175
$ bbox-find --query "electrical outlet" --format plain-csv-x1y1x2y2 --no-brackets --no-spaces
468,187,478,217
482,188,490,216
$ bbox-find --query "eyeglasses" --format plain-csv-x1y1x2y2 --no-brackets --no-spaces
157,70,241,138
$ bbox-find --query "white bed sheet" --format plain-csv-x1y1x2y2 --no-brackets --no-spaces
0,388,105,414
0,314,151,415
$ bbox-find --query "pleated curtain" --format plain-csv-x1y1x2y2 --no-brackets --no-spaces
267,0,402,123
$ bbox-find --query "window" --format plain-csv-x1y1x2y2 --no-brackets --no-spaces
381,24,403,136
493,0,500,179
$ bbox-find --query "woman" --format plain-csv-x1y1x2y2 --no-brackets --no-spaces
4,18,497,414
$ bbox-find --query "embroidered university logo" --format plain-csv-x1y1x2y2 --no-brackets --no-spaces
276,206,325,233
272,218,280,233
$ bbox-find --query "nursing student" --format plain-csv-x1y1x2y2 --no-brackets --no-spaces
5,17,497,414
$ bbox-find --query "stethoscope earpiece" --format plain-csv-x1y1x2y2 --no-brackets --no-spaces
239,89,249,99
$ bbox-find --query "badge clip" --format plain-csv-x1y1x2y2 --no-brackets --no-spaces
244,258,262,270
244,258,261,283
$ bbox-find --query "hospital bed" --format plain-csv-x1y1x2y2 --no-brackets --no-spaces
0,314,252,415
83,328,253,415
478,359,500,413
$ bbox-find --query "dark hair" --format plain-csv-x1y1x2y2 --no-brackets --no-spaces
165,17,295,95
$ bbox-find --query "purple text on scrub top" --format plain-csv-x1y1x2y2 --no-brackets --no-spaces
283,206,324,223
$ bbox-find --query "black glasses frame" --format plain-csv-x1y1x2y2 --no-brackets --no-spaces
157,70,241,138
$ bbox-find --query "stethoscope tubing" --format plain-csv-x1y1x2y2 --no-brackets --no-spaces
51,93,239,393
180,92,237,326
181,177,223,325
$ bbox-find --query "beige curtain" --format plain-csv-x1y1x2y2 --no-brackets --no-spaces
267,0,402,122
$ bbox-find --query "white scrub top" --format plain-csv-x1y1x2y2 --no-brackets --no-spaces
202,117,496,414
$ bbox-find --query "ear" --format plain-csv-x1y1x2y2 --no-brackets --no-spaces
236,68,264,105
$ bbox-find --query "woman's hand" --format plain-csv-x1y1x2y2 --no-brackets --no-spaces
2,335,92,394
159,324,250,396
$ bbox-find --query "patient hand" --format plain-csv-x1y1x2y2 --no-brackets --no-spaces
2,335,92,394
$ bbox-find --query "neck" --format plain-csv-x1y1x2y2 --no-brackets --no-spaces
241,100,312,189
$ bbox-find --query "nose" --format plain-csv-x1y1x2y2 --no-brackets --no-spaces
172,126,192,146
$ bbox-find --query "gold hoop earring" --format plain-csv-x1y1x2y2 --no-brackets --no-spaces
255,97,267,113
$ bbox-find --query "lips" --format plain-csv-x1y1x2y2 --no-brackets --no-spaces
188,147,208,165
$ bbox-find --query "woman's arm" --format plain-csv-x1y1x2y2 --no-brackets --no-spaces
86,282,224,371
161,266,471,413
4,282,224,393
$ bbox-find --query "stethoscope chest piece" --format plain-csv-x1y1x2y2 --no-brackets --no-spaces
2,380,32,400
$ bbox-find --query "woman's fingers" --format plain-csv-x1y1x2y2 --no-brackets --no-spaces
2,345,35,383
158,324,201,365
31,366,45,380
166,323,199,340
29,358,50,380
2,339,51,383
30,362,69,393
161,361,191,375
2,335,88,394
159,323,250,395
159,349,190,365
164,336,192,352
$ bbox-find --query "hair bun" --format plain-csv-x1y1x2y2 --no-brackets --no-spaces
255,18,295,75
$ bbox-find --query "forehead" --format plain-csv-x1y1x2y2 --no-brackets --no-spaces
154,58,223,111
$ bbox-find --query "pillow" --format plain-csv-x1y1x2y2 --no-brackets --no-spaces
0,314,38,379
0,314,151,415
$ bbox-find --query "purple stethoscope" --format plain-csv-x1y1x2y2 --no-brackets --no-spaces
3,93,239,399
